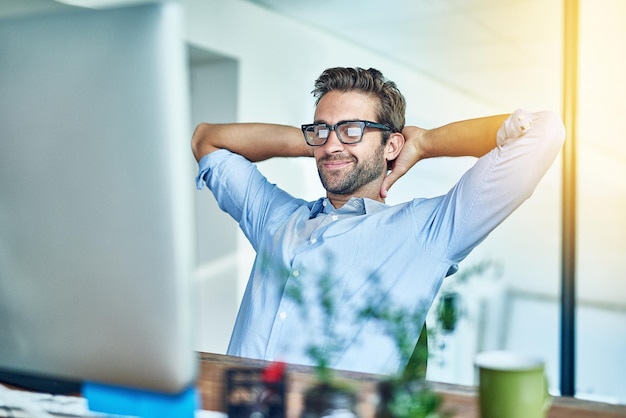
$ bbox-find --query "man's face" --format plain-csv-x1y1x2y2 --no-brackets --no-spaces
312,91,387,197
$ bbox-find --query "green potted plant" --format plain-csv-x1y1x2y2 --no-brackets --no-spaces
259,253,360,417
282,256,499,418
368,259,501,418
357,284,447,418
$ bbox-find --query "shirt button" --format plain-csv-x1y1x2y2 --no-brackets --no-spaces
331,215,338,221
310,238,317,244
279,311,287,320
292,270,300,278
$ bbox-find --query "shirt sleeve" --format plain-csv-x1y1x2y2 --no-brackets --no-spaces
195,149,302,251
419,109,566,263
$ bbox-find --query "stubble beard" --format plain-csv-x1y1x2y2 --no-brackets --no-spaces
317,146,386,195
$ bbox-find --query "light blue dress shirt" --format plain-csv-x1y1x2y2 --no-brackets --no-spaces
196,109,565,375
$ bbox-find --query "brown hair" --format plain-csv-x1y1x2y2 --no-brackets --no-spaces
312,67,406,141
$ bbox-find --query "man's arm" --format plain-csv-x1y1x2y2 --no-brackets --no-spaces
381,114,510,197
191,122,314,163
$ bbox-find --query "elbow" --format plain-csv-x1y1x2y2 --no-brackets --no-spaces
191,123,216,162
540,111,566,150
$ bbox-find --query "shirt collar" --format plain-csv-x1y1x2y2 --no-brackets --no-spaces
308,197,388,218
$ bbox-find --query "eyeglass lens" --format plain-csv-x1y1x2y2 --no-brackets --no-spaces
308,122,364,145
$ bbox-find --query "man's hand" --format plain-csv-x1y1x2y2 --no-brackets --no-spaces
379,114,509,198
381,126,427,198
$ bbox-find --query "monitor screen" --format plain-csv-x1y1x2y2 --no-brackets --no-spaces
0,2,197,394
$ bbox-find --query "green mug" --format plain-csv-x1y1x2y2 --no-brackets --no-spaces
475,351,551,418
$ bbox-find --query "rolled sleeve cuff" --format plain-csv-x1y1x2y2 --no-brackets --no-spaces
496,108,534,147
195,153,212,190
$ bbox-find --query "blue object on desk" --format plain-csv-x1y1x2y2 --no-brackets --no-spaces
83,381,198,417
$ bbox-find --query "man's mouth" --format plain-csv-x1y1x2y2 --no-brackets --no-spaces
323,160,353,170
320,156,355,171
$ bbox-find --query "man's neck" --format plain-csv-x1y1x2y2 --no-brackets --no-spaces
325,176,387,209
327,191,384,209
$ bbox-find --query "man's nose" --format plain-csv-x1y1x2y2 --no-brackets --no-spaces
322,129,344,152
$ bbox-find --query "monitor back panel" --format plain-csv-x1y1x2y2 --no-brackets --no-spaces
0,3,196,393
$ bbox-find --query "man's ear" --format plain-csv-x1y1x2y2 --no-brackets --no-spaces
385,132,405,163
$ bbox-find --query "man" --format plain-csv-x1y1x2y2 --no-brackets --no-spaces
192,67,565,375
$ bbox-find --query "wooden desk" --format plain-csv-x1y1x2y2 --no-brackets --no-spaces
197,352,626,418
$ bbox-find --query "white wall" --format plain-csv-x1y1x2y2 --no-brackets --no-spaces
188,52,241,354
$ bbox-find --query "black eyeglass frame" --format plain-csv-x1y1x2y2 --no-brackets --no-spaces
301,120,392,146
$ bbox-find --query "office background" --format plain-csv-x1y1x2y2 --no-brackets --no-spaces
4,0,625,404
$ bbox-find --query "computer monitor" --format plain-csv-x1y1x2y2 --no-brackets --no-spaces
0,1,197,396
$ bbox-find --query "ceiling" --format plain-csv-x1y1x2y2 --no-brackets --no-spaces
245,0,565,111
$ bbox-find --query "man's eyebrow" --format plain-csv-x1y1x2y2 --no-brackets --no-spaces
312,119,361,125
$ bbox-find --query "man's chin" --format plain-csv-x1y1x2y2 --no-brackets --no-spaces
321,180,351,195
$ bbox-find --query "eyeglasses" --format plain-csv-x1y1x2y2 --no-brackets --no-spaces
301,120,392,146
